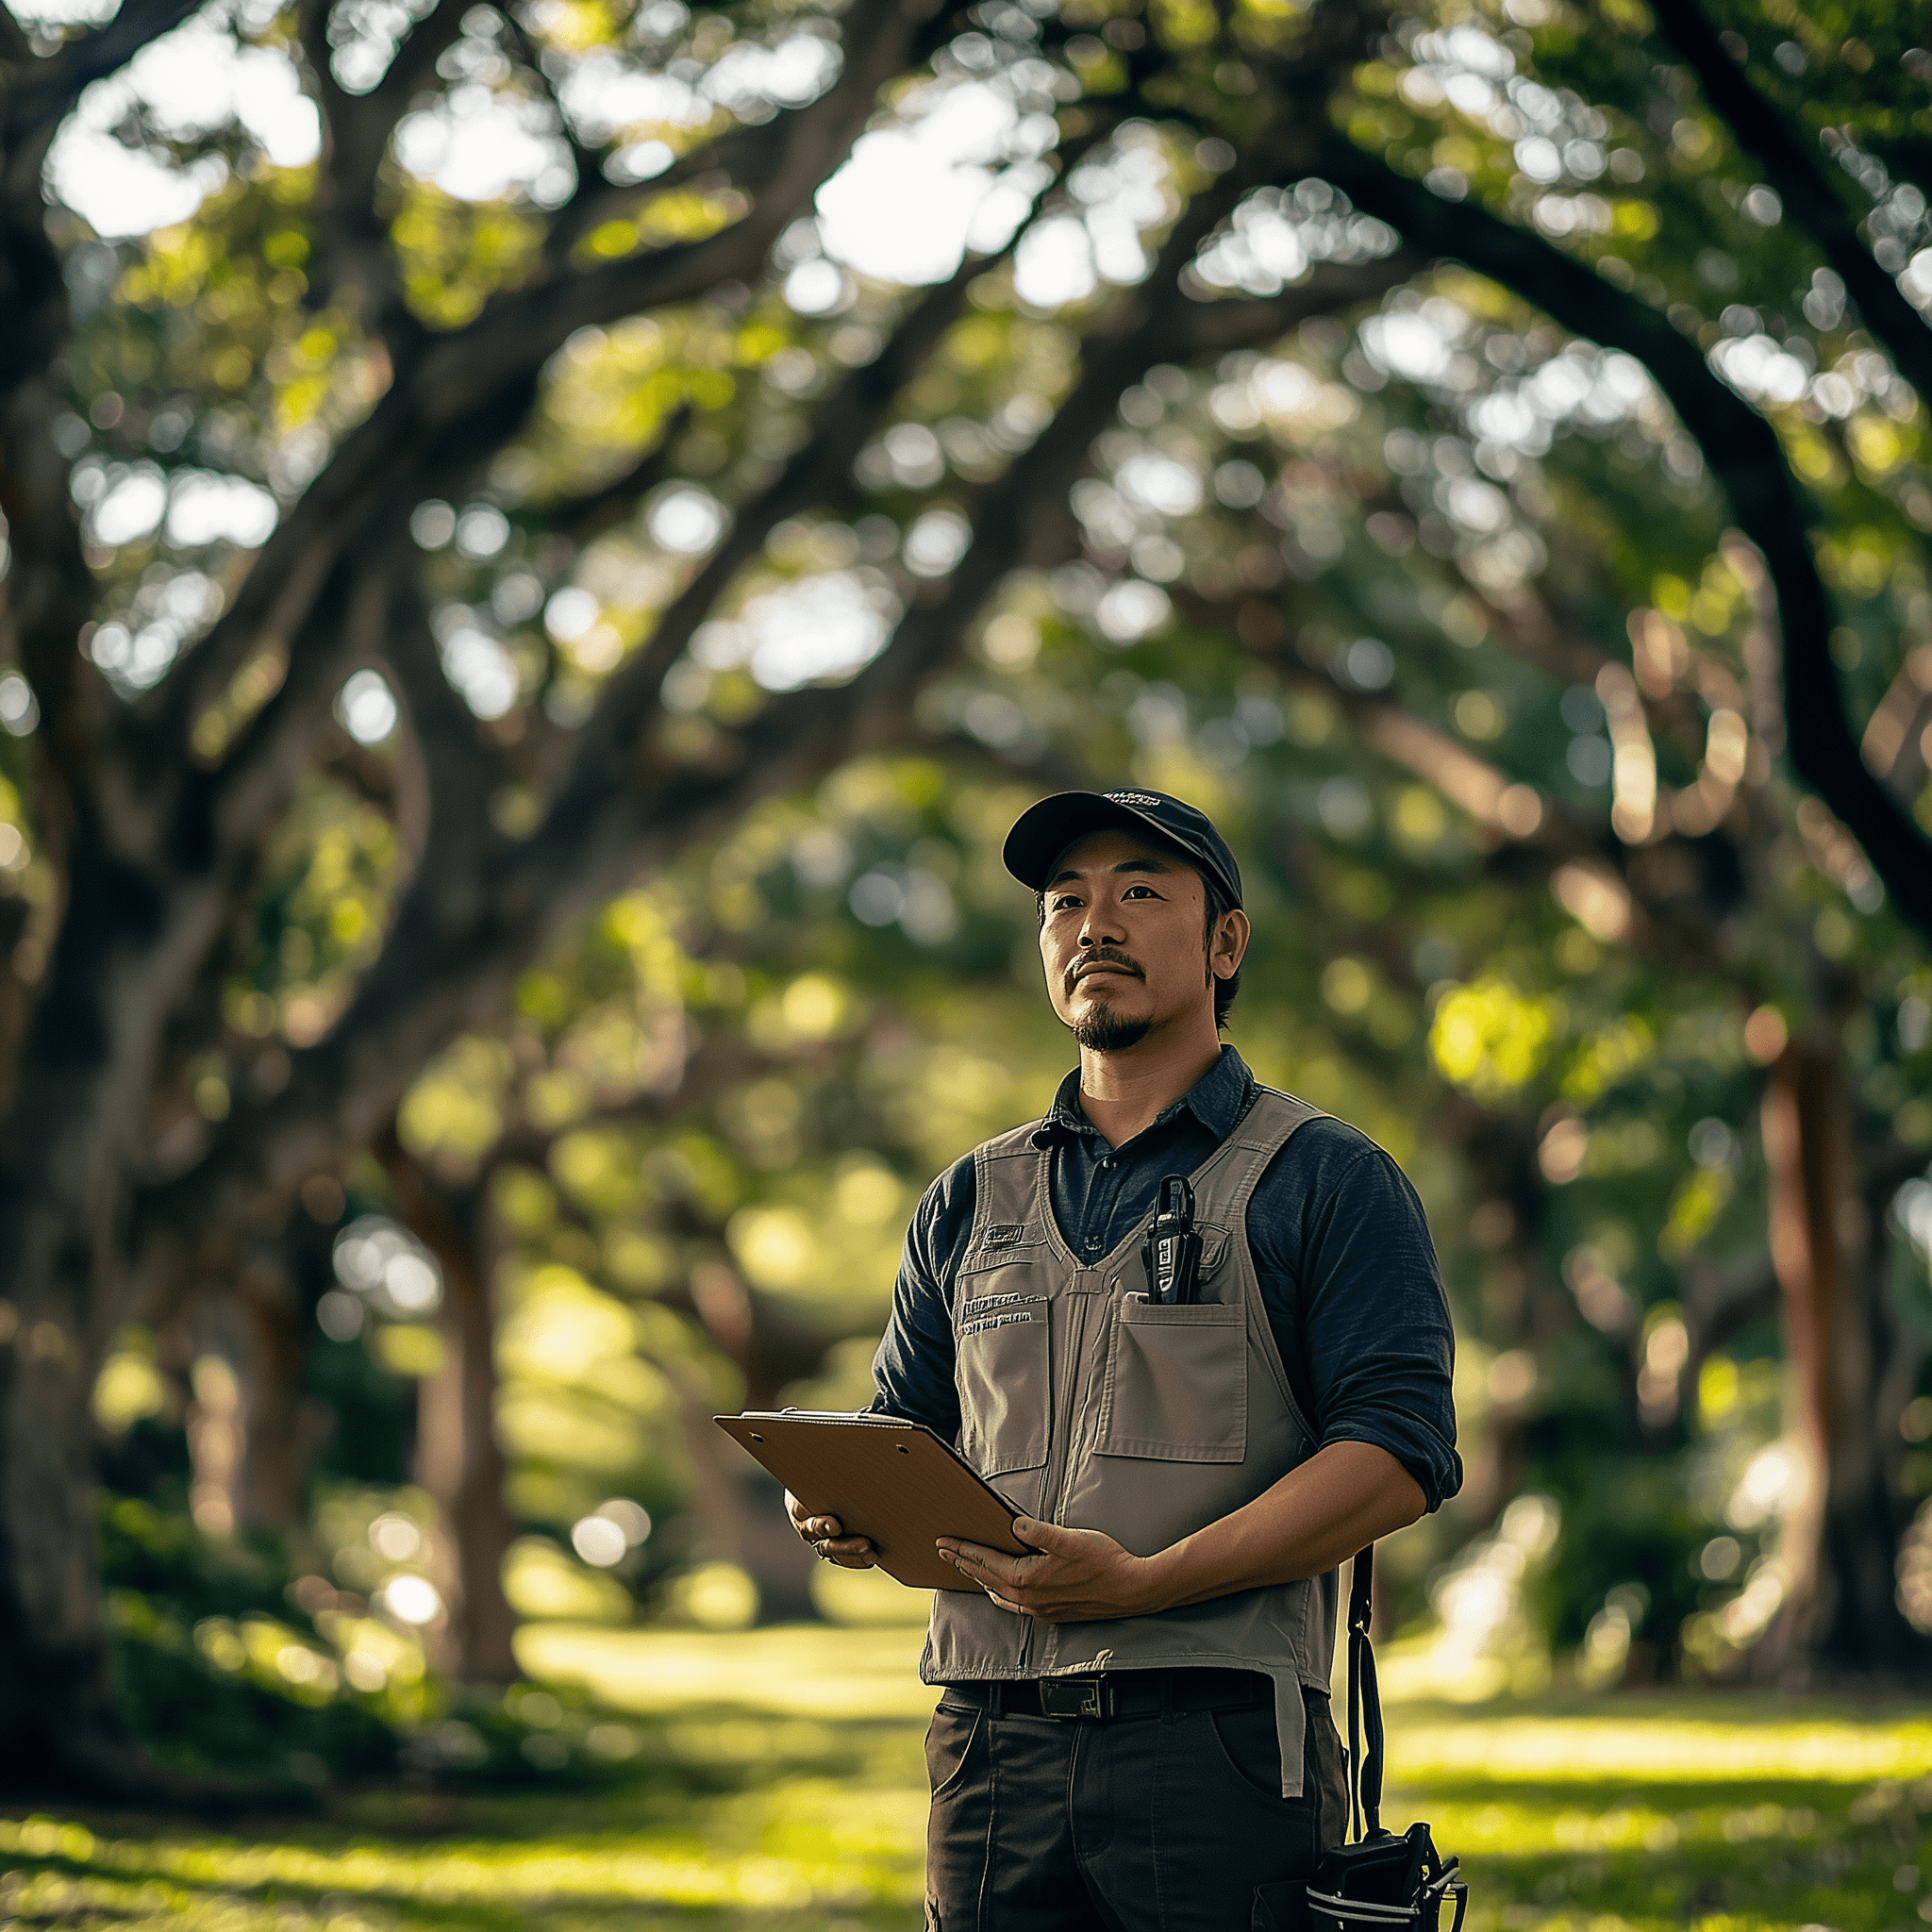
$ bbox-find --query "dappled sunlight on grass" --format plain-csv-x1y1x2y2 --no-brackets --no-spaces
1391,1699,1932,1784
2,1624,1928,1929
515,1621,931,1720
1386,1690,1932,1932
0,1737,930,1929
1418,1773,1932,1932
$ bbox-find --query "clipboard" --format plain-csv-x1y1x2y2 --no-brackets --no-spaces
714,1410,1032,1591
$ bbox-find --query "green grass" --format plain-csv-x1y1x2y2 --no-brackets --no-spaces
4,1624,1929,1931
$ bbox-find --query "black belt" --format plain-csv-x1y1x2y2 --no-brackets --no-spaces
941,1668,1272,1721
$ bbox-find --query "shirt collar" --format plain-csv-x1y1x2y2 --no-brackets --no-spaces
1030,1045,1256,1149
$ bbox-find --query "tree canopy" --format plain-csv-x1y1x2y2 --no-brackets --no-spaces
2,0,1931,1789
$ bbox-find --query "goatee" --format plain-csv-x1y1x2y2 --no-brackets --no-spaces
1073,1010,1152,1052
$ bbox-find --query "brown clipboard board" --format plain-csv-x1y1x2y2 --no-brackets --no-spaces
714,1410,1032,1591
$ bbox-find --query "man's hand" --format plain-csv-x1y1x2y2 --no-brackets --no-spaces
937,1518,1161,1622
947,1443,1426,1619
785,1490,876,1569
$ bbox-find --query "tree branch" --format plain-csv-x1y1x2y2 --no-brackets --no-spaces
1861,641,1932,798
1321,134,1932,940
1174,255,1423,356
382,180,1060,1008
1653,1,1932,407
371,0,468,107
372,567,506,858
16,0,203,147
548,404,693,543
131,17,1402,1276
0,8,36,65
314,729,400,815
473,1028,769,1176
541,258,1014,844
144,0,921,763
1681,1250,1781,1357
528,0,980,271
297,0,472,332
206,536,395,855
1167,522,1783,971
496,13,627,276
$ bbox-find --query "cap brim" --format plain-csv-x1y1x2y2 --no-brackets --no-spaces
1003,792,1199,892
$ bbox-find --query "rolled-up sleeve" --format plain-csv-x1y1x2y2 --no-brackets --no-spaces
1257,1133,1461,1511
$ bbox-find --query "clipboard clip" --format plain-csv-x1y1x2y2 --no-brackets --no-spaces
1142,1174,1203,1305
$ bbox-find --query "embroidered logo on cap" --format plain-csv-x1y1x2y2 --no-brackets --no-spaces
1107,791,1161,807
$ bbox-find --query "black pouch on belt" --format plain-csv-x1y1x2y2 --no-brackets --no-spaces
1251,1547,1469,1932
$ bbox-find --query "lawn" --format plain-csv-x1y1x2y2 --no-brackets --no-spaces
3,1624,1927,1931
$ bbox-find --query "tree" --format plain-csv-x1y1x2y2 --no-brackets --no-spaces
4,0,1932,1789
1,0,1413,1785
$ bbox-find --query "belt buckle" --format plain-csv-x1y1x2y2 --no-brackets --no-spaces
1039,1675,1106,1720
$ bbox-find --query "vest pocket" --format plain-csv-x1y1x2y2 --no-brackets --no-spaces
1096,1296,1247,1462
955,1285,1050,1476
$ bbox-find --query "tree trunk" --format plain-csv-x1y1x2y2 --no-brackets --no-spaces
380,1140,519,1683
233,1274,329,1532
679,1258,824,1622
0,1307,127,1791
1758,1037,1928,1676
0,898,177,1787
420,1236,521,1683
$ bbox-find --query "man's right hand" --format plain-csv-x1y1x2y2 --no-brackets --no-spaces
786,1490,878,1568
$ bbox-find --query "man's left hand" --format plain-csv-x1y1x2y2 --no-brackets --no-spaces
937,1519,1160,1622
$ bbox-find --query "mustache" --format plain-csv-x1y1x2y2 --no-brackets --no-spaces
1065,948,1145,993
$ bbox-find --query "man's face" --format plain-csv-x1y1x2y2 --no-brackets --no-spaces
1038,828,1237,1049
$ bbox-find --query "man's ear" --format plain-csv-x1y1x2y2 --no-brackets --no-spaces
1212,908,1251,980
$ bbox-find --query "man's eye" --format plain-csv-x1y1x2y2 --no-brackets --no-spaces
1051,895,1080,911
1123,885,1157,898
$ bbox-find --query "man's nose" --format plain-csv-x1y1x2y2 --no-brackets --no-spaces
1077,902,1124,946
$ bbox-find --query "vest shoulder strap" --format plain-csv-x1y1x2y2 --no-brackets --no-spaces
974,1117,1048,1163
967,1117,1050,1249
1235,1086,1327,1148
1191,1085,1327,1222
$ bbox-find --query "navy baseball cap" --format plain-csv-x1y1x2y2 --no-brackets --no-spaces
1003,789,1243,908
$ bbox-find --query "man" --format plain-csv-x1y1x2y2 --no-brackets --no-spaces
791,788,1459,1932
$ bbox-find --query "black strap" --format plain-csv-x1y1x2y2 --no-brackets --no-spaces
1346,1545,1383,1840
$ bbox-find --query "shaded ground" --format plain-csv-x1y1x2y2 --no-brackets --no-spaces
3,1625,1928,1930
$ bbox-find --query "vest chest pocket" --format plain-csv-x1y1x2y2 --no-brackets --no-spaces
1095,1295,1247,1463
954,1264,1050,1477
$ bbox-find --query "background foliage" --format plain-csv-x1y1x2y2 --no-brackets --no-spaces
3,0,1932,1793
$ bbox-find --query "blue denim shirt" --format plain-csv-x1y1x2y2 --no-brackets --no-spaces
871,1045,1462,1510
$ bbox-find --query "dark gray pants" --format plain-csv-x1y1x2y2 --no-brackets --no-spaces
924,1685,1347,1932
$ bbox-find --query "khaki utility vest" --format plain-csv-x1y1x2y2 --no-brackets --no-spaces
923,1086,1339,1797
